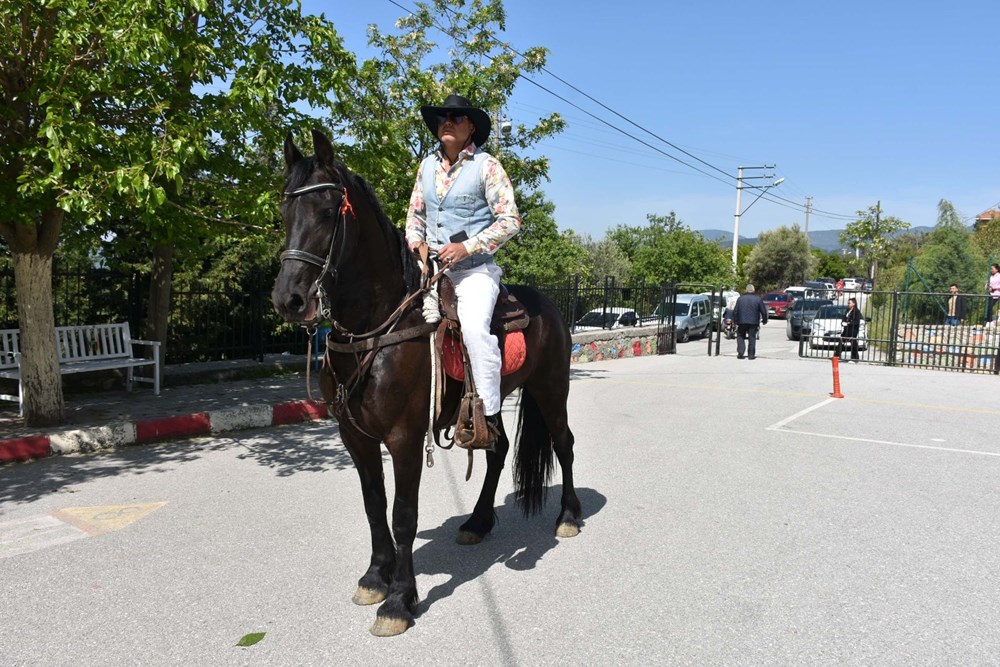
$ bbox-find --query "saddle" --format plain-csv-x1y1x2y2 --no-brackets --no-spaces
434,276,529,451
437,278,530,335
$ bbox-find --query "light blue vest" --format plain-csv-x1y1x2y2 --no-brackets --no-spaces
421,150,494,270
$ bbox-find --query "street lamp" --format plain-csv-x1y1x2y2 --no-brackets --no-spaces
731,165,784,266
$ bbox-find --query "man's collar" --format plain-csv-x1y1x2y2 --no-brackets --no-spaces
436,143,478,162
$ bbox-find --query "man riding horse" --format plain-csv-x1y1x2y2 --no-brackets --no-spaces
405,93,520,448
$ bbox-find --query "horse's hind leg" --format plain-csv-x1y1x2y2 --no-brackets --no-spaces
457,420,511,545
528,383,582,537
343,435,395,607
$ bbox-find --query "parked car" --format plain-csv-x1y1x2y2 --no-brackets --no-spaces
863,278,874,292
786,298,833,340
786,285,825,301
652,293,713,343
842,278,860,291
573,307,640,332
805,280,834,299
762,291,793,318
701,290,740,330
808,304,869,350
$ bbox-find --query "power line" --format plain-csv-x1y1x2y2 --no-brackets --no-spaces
381,0,859,222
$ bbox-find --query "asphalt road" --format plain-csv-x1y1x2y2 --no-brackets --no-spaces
3,329,1000,665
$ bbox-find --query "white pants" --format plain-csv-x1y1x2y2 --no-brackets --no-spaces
448,262,502,415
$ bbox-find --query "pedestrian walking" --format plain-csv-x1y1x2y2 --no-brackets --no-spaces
733,284,768,359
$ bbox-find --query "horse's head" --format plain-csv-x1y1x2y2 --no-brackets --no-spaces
271,129,356,324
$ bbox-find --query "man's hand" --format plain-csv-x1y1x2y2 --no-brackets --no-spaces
437,241,470,267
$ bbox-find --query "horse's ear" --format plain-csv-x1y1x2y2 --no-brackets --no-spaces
312,129,336,168
284,133,304,169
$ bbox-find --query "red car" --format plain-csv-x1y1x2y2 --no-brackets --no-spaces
762,291,793,318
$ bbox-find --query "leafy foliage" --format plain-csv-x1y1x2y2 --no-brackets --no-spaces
906,200,982,293
744,224,813,292
839,204,910,280
327,0,564,227
498,191,588,283
608,213,731,285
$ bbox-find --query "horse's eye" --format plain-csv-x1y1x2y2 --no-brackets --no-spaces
322,208,336,219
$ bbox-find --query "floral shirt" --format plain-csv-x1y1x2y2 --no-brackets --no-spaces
405,144,521,256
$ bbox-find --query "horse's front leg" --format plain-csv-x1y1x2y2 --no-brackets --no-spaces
341,431,396,607
457,419,510,544
370,433,423,637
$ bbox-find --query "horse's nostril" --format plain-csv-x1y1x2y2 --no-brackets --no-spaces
288,293,305,313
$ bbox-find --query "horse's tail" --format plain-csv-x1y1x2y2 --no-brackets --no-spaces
513,389,555,516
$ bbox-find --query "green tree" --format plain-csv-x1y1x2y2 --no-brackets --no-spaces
609,213,731,286
1,0,347,425
812,249,848,282
329,0,563,227
744,224,813,292
577,234,632,283
498,192,588,283
839,203,910,282
972,215,1000,265
908,200,981,293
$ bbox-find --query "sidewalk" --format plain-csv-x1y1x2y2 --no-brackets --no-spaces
0,355,328,463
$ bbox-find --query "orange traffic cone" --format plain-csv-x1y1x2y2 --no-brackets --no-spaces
830,356,845,398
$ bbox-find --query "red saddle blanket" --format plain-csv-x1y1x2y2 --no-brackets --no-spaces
442,331,527,381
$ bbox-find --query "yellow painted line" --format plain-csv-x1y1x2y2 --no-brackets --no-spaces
49,502,167,536
577,378,1000,416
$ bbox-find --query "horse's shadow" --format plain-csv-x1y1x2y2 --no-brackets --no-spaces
412,486,606,614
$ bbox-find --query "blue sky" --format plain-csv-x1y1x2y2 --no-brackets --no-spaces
307,0,1000,240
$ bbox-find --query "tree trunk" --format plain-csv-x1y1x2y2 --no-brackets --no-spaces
146,242,174,370
12,251,64,426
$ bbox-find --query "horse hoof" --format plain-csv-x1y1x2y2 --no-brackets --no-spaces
370,615,410,637
556,522,580,538
352,587,387,606
456,530,484,545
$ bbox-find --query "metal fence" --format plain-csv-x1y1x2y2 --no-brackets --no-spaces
0,266,309,364
797,288,1000,374
7,267,994,373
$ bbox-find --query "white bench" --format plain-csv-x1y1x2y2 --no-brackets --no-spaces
0,322,160,416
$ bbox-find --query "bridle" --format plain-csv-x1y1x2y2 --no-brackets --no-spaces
279,181,353,323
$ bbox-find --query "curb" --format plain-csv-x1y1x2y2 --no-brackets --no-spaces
0,400,329,464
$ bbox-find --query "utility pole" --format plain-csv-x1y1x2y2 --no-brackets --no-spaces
803,196,812,284
731,165,780,267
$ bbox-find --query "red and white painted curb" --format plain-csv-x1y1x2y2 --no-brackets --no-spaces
0,400,328,464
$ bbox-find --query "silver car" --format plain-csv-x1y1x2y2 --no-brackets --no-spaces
653,293,713,343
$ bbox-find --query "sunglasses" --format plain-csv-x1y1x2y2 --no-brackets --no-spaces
436,113,467,125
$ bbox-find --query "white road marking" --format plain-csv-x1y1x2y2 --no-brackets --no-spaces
766,397,839,430
766,397,1000,457
768,427,1000,458
0,515,88,559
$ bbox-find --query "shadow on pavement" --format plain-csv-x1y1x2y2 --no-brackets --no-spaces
413,486,607,614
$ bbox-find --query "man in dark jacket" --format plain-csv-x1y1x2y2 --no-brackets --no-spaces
945,283,967,326
733,284,768,359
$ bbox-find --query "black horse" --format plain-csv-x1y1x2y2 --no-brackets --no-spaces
271,130,581,636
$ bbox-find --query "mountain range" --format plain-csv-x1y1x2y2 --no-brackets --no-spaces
699,227,935,254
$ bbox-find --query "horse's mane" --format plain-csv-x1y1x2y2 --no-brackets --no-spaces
286,156,422,293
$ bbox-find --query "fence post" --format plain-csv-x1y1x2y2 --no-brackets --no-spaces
251,269,264,362
571,274,580,331
887,290,899,366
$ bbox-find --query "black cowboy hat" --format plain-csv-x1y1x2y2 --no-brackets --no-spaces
420,94,491,147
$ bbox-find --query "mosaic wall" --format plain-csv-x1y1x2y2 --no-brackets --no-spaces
570,329,660,364
895,323,1000,371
